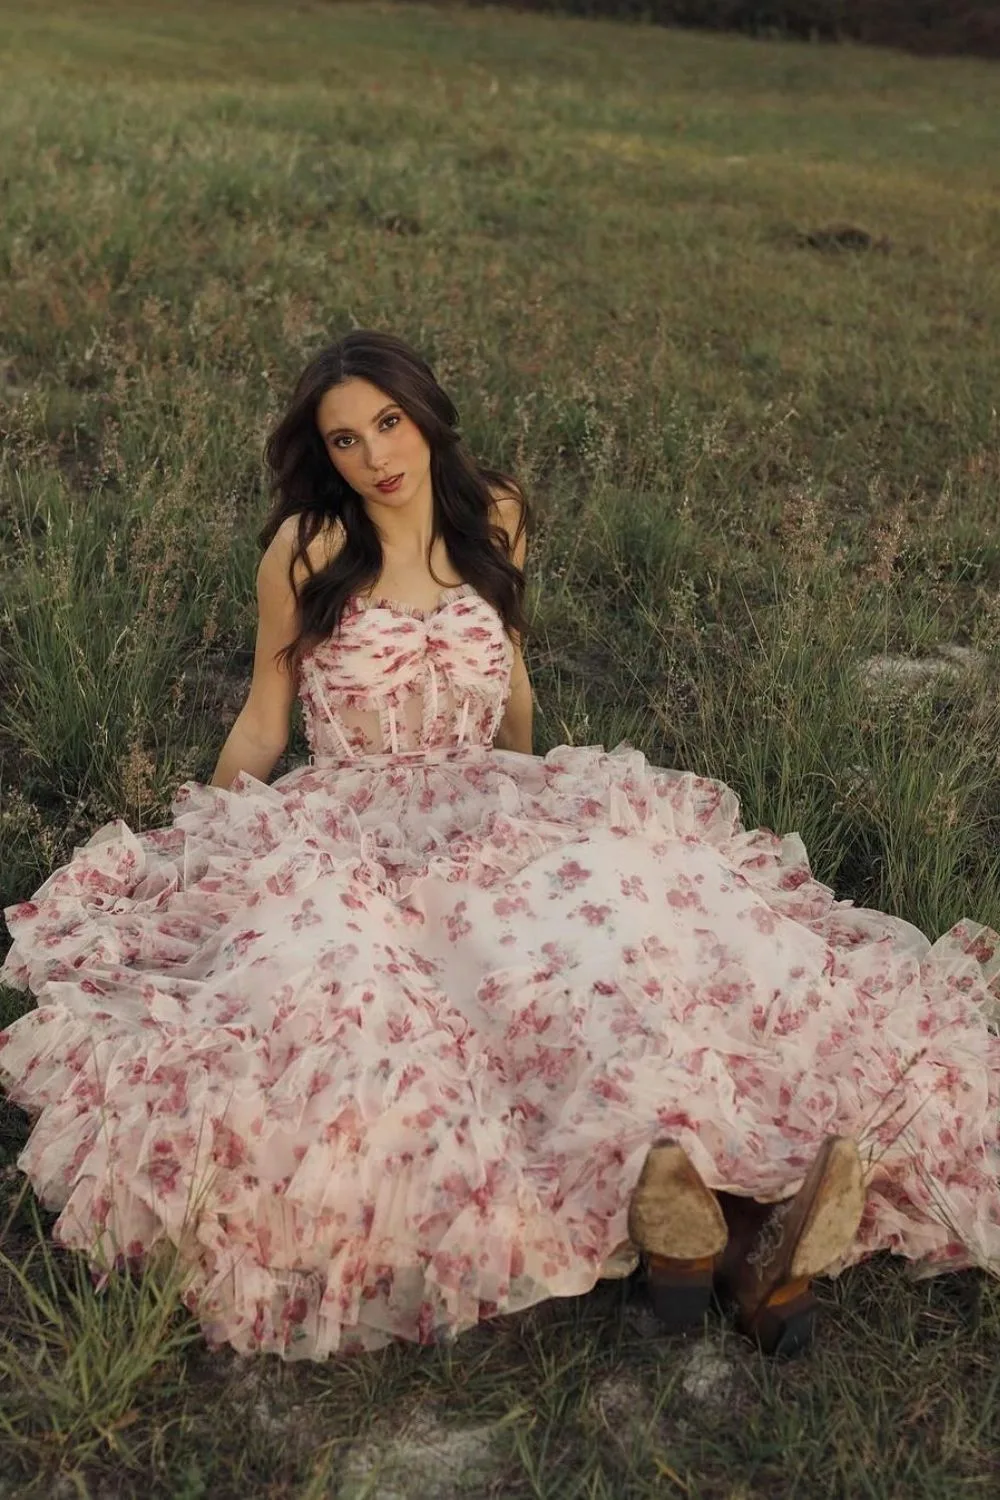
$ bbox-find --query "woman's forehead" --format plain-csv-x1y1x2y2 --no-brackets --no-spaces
317,378,395,432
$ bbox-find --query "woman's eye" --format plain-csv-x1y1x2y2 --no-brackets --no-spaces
331,415,398,451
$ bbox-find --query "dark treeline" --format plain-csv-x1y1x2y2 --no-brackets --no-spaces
468,1,1000,59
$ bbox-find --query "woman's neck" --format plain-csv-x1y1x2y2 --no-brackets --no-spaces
365,475,435,559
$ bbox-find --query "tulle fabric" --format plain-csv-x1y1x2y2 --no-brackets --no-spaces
2,589,999,1359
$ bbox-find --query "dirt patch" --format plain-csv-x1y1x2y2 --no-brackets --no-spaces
676,1341,737,1408
858,644,993,693
338,1411,504,1500
592,1368,653,1432
793,224,892,254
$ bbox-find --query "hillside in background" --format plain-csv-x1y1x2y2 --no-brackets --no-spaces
472,0,1000,59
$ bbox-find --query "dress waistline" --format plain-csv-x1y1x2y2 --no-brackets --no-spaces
307,743,493,771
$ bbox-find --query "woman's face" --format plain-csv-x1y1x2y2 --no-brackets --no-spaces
316,377,432,510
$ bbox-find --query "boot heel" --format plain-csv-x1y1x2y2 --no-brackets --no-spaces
645,1252,715,1333
738,1276,817,1357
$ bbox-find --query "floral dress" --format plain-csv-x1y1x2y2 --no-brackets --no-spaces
2,583,999,1360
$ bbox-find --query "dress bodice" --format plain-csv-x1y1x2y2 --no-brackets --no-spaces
298,583,514,760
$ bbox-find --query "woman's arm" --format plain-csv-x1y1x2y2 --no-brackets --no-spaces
494,646,533,754
209,517,303,789
210,714,287,790
489,485,534,756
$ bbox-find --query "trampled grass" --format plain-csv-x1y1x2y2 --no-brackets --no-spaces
0,1,999,1494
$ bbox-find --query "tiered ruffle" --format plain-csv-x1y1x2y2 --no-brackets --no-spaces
2,744,998,1358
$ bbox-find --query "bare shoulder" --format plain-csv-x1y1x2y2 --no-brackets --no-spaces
265,513,345,591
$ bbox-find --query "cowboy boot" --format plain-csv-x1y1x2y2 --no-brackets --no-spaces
715,1135,865,1357
627,1138,729,1332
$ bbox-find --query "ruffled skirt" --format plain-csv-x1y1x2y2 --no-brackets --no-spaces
2,743,999,1359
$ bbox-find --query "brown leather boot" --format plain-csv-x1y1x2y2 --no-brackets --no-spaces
627,1138,729,1333
715,1136,866,1357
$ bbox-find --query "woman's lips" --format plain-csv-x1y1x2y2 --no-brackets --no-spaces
375,474,404,493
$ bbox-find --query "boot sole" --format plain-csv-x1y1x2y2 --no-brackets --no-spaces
787,1137,865,1280
627,1140,728,1261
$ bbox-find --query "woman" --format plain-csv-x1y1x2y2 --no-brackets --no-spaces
1,330,997,1363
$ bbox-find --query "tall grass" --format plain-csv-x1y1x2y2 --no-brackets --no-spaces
0,1194,200,1472
0,1,999,1493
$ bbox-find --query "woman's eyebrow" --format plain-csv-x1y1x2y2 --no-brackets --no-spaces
323,402,399,439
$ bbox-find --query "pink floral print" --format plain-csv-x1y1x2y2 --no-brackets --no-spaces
1,586,999,1361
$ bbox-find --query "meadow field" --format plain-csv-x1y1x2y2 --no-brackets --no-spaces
1,1,999,1494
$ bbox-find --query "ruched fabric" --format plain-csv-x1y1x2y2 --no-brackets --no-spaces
1,588,998,1359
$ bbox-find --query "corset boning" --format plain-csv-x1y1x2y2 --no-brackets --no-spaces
297,587,514,760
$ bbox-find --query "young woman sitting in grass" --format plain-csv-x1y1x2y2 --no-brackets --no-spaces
2,329,998,1362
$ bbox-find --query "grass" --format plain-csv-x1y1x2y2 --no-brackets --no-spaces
0,0,999,1493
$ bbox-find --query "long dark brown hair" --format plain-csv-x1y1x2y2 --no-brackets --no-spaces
259,329,529,676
